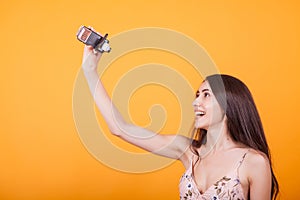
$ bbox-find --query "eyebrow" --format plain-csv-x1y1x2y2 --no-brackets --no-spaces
196,88,210,93
195,88,210,95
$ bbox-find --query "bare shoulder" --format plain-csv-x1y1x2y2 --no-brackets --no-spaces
243,149,271,183
245,149,270,168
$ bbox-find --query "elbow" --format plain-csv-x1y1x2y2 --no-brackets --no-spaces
108,122,134,139
108,122,127,137
101,115,128,137
108,126,123,137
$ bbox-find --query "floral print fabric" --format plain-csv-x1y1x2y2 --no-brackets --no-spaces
179,153,247,200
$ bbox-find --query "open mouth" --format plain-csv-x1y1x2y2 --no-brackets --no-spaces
195,111,205,117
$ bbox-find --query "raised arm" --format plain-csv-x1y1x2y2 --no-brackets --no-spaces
81,45,191,160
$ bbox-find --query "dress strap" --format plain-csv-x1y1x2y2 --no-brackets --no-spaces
236,149,250,177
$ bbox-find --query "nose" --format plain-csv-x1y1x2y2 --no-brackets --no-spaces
192,98,200,107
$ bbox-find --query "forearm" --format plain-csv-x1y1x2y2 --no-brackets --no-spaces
80,46,188,159
83,69,127,135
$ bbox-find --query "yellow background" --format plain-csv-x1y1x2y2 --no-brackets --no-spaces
1,0,299,199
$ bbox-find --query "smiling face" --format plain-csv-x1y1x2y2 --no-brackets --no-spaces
192,81,225,130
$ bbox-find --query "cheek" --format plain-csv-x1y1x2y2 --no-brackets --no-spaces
209,102,224,121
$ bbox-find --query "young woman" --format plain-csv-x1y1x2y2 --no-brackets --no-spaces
81,45,279,200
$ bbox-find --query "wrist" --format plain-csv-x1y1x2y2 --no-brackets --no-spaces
81,61,98,72
82,67,98,78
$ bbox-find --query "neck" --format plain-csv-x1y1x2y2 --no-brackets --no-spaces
199,121,235,158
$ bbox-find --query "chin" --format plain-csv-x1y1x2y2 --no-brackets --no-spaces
194,122,207,129
194,121,208,130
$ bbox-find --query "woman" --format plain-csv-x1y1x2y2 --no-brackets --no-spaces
81,45,279,199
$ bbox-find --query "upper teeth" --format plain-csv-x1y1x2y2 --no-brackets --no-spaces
195,111,205,116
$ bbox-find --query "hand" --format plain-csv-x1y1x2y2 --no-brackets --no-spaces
81,45,102,72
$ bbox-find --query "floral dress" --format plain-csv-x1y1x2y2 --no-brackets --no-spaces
179,152,248,200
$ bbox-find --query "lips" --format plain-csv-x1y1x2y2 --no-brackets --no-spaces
195,110,205,117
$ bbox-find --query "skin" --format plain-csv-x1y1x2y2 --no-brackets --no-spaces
81,45,272,199
187,82,272,199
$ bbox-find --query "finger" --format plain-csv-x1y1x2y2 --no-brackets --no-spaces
83,45,93,54
93,49,98,55
85,44,93,50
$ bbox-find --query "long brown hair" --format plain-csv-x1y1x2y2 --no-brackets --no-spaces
191,74,279,199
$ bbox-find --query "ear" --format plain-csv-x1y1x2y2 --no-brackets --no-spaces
222,113,228,122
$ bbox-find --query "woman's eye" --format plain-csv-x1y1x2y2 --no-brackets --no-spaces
204,92,210,97
195,91,210,98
